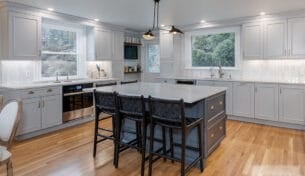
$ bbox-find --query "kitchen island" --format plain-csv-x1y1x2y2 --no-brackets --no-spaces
92,82,227,164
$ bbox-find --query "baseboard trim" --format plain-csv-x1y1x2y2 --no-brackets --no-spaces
228,115,305,131
16,116,94,140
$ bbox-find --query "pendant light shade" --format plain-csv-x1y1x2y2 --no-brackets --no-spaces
143,0,183,40
169,26,183,34
143,30,155,40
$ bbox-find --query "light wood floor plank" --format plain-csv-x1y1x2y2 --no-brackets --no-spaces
1,119,305,176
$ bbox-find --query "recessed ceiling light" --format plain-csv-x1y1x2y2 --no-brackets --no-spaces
260,12,266,16
200,20,206,23
160,24,165,27
47,8,54,11
94,19,100,22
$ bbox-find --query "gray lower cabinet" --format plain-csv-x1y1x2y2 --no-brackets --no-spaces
41,95,62,129
204,92,226,157
232,82,255,118
254,83,279,121
279,85,305,125
17,94,62,135
197,80,233,115
17,97,42,135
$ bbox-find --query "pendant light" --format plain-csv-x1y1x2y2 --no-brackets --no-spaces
143,0,183,40
169,25,184,35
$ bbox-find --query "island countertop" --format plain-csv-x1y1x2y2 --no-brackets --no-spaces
91,82,227,104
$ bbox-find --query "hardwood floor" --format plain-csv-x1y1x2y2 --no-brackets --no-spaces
1,119,305,176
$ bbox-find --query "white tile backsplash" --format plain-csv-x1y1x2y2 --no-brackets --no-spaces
0,60,112,84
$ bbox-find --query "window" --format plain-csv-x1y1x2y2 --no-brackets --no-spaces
146,44,160,73
41,21,86,78
185,27,240,69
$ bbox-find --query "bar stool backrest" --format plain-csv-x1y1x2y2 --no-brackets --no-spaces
94,91,117,115
117,94,145,119
149,97,186,127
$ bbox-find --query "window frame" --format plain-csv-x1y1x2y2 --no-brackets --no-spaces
145,42,161,74
184,26,241,70
38,19,87,80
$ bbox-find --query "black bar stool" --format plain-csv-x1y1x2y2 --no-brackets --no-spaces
148,97,204,176
93,90,117,159
114,94,147,176
120,80,138,85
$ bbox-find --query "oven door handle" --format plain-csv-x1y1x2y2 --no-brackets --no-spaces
63,91,87,97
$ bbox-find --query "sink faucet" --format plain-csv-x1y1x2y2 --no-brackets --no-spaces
218,65,225,79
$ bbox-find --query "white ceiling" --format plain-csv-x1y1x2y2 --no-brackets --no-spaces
7,0,305,31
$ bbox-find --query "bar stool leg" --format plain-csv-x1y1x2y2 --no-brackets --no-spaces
141,121,147,176
181,130,186,176
198,124,204,172
162,126,167,161
169,128,174,163
93,108,99,157
148,124,155,176
114,118,122,168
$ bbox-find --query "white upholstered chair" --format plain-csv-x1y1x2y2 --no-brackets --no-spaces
0,100,21,176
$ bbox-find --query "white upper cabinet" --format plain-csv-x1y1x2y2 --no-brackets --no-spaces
242,23,263,59
263,20,287,58
288,17,305,58
1,12,41,60
254,83,279,121
233,82,255,118
95,28,113,60
279,85,305,125
87,27,113,61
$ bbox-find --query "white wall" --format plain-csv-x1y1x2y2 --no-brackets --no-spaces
173,36,305,82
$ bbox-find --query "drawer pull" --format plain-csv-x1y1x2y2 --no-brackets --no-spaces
219,126,223,130
210,134,215,138
28,91,34,95
219,101,223,105
47,89,53,92
210,105,215,110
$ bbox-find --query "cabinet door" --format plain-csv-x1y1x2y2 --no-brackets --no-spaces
213,81,233,115
9,12,41,60
112,31,124,61
41,95,62,129
95,29,112,60
288,18,305,58
17,98,41,135
197,80,215,86
254,84,279,121
242,23,263,59
233,82,255,118
279,86,305,125
264,20,287,58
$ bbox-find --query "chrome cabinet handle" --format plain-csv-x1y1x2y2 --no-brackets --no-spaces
28,91,34,95
47,89,53,92
38,101,41,108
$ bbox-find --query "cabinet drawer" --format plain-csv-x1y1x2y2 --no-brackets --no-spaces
19,87,61,99
207,117,225,154
206,93,225,120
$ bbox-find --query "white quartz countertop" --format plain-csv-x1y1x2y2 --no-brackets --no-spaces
158,76,305,85
0,78,118,90
90,82,227,104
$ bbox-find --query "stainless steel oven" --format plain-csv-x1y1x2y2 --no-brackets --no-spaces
62,83,94,122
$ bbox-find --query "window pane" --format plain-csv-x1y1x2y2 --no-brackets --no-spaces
147,45,160,73
41,54,77,77
42,27,77,52
192,32,235,67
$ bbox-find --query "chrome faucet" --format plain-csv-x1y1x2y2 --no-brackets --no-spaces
218,65,225,79
54,72,60,83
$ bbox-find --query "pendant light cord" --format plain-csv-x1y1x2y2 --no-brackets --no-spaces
152,1,156,30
